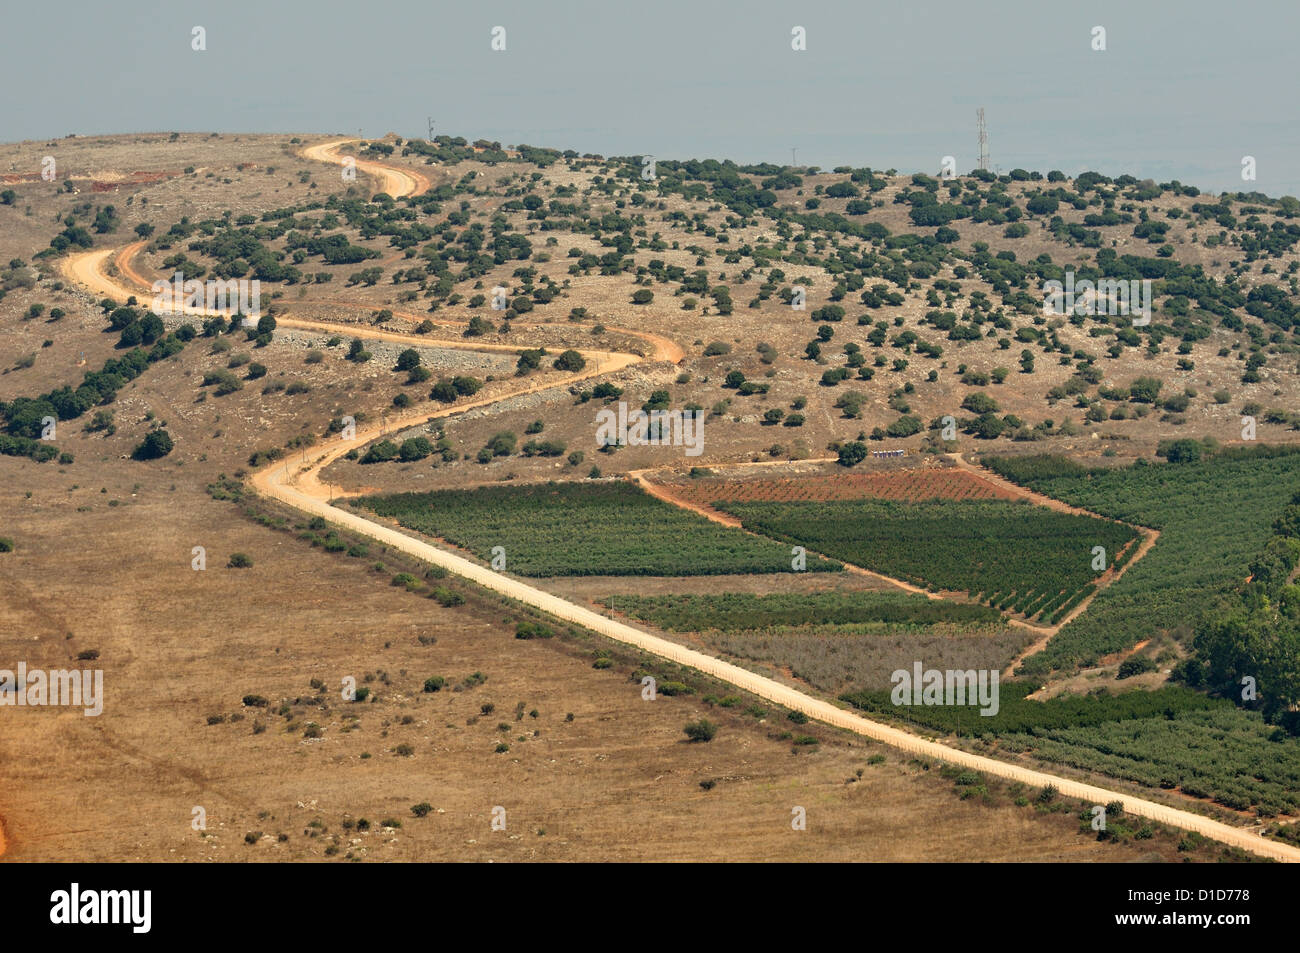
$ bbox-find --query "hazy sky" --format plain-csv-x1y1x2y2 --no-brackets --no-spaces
4,0,1298,196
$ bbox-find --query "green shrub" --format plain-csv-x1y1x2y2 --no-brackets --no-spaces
431,587,464,607
1116,656,1156,679
515,621,554,640
657,681,692,697
132,429,174,460
683,719,717,742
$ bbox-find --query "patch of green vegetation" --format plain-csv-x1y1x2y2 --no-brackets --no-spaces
985,447,1300,674
720,499,1134,619
356,482,840,577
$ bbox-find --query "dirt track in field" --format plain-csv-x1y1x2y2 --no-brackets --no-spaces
103,239,684,366
300,138,432,198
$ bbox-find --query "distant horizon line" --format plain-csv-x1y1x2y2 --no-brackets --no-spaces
2,128,1291,203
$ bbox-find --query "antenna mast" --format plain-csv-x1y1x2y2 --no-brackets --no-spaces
977,108,989,171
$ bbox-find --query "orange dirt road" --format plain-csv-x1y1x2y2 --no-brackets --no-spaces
300,138,431,198
74,241,685,367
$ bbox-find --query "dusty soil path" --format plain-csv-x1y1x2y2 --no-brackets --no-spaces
93,242,686,366
300,138,432,198
262,347,639,504
46,152,1299,865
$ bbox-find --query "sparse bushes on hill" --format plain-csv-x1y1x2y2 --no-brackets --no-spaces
516,348,546,375
203,369,243,395
483,431,516,458
1128,376,1164,403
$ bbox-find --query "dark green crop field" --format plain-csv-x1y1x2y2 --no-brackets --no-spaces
355,481,841,577
985,447,1300,675
718,498,1137,622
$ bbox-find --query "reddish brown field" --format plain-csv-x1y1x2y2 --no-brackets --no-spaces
662,467,1021,508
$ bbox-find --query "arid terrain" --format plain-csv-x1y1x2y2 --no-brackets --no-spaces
2,131,1298,863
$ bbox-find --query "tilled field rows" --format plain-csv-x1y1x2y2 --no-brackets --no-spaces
659,467,1022,507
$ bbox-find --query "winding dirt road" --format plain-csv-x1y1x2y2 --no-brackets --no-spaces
46,139,1300,863
92,240,684,365
300,138,431,198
